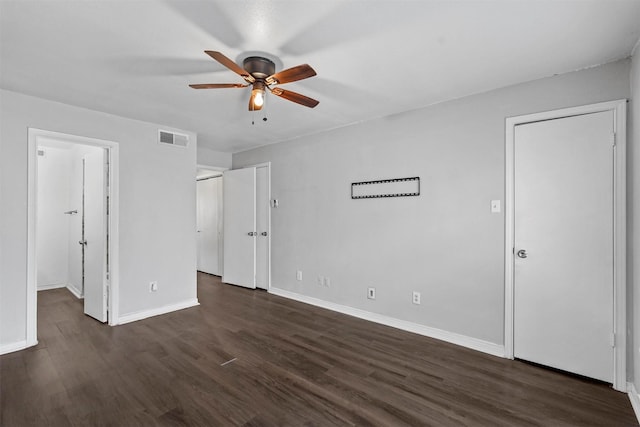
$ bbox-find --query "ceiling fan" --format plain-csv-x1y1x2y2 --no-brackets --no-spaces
189,51,319,111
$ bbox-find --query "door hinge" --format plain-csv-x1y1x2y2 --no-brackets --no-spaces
610,332,616,347
612,132,617,147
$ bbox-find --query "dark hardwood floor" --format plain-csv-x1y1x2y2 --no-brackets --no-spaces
1,273,637,426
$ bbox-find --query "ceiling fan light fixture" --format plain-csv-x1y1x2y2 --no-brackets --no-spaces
252,88,265,108
250,81,266,110
190,51,319,111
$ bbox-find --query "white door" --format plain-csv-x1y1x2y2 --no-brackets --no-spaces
255,166,269,290
197,177,221,275
223,167,256,288
513,111,614,382
83,149,108,322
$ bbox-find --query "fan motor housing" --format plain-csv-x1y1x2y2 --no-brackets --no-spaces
243,56,275,79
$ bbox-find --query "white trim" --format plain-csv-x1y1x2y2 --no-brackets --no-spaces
197,164,228,173
611,101,627,392
117,299,200,325
106,142,120,325
66,284,83,299
197,164,226,180
269,287,504,358
628,383,640,424
27,129,121,342
0,340,31,356
504,100,627,391
37,283,67,291
27,137,38,348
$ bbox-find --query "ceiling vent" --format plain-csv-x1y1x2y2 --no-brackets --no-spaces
158,130,189,147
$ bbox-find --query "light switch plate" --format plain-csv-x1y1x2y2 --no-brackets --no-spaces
491,200,501,213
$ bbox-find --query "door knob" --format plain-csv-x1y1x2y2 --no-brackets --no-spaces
517,249,527,259
247,232,256,236
78,240,87,246
261,232,268,236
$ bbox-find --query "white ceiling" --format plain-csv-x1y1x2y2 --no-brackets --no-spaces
2,1,640,153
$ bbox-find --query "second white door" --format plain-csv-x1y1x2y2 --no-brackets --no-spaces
255,166,269,290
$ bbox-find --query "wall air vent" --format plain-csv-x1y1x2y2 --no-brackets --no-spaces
158,130,189,147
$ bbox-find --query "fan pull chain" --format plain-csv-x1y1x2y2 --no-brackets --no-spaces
263,100,268,122
250,104,267,125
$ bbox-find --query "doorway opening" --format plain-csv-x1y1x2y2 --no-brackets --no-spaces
197,166,224,277
27,129,119,348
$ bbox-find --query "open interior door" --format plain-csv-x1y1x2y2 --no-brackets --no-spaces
83,148,108,322
222,167,256,288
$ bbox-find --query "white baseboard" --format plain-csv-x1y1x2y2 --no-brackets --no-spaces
269,287,504,358
0,340,32,355
628,382,640,423
66,284,83,299
117,299,200,325
37,283,66,291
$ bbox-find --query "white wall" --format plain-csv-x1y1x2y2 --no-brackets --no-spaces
36,146,71,288
0,89,201,351
198,145,232,170
233,59,631,347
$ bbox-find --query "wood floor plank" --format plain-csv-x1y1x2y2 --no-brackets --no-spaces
1,272,637,426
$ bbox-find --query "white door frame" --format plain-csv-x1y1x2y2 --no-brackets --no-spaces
27,128,120,347
197,164,227,176
504,100,626,391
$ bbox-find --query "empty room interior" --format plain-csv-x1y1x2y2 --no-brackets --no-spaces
3,0,640,425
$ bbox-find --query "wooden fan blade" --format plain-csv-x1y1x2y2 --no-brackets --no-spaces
204,50,255,83
270,87,319,108
189,83,248,89
266,64,316,85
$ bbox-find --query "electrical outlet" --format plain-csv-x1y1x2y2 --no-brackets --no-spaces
491,200,501,213
150,281,158,292
324,277,331,287
317,276,324,286
412,291,421,305
367,287,376,300
296,270,303,281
